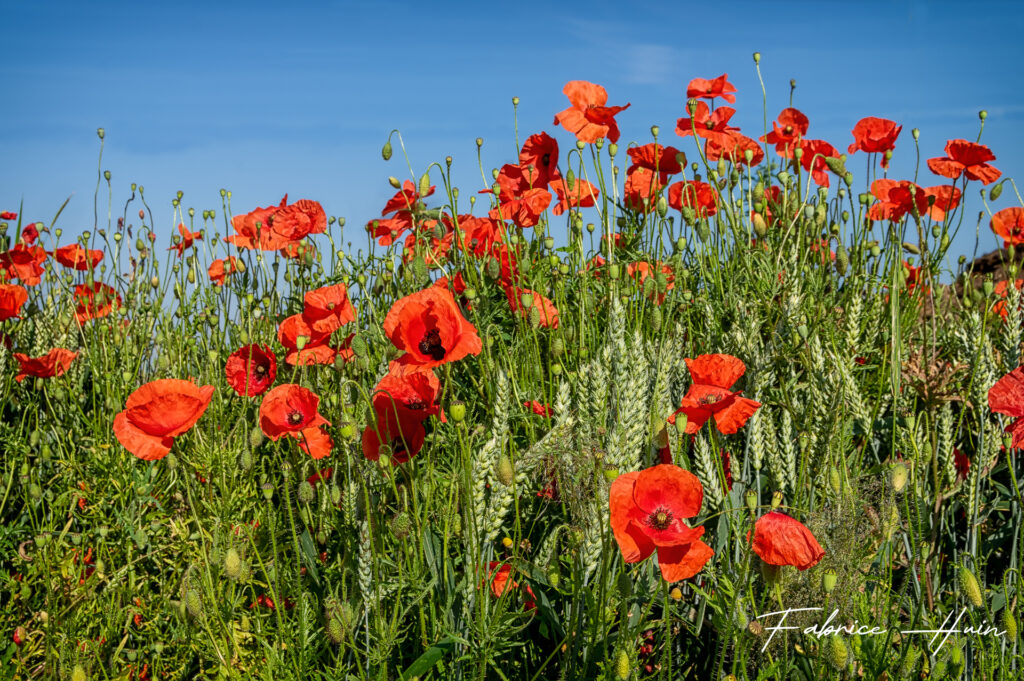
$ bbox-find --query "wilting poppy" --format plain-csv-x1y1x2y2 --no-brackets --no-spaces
524,400,552,417
113,379,215,461
13,348,78,382
208,257,242,287
553,80,631,144
761,108,809,159
383,285,482,369
0,284,28,321
668,181,718,218
0,244,47,286
505,286,559,328
626,143,684,178
277,313,335,366
609,464,715,582
868,179,929,222
668,354,760,435
303,282,356,334
74,282,121,323
549,176,598,216
991,207,1024,248
989,367,1024,449
686,74,737,103
798,139,841,188
224,344,277,396
53,244,103,271
518,132,561,188
259,384,329,440
923,185,962,222
487,561,537,611
675,101,738,145
927,139,1001,185
750,511,825,570
847,117,902,168
168,223,202,257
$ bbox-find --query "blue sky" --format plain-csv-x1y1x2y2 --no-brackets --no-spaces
2,0,1022,263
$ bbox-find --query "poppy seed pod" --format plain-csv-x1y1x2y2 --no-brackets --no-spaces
822,568,837,593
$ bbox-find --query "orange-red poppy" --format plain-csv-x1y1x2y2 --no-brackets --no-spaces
705,132,764,167
675,101,737,145
626,143,684,178
991,207,1024,248
903,260,926,295
627,261,675,305
113,379,215,460
668,180,718,218
868,179,929,222
0,284,28,321
518,132,561,188
277,313,335,366
990,367,1024,449
13,348,78,382
489,187,552,229
294,425,333,460
992,279,1024,321
0,211,16,220
226,196,326,250
487,561,537,611
169,223,202,257
524,400,552,417
208,257,241,287
798,139,841,188
74,282,121,323
686,74,737,104
20,223,39,245
382,180,434,216
623,167,664,214
0,244,47,286
456,215,503,256
53,244,103,271
923,185,962,222
761,108,809,159
224,344,277,396
609,464,714,582
302,283,356,334
668,354,760,435
383,285,482,369
367,212,415,247
361,367,439,464
549,176,598,216
927,139,1001,185
553,80,631,144
750,511,824,570
505,286,559,328
847,117,902,168
258,384,329,441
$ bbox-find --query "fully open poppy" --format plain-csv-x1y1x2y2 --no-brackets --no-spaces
927,139,1001,185
224,344,277,396
74,282,121,323
383,285,481,369
518,132,561,188
168,223,202,257
490,188,552,229
668,354,760,435
847,117,902,168
868,179,929,222
13,348,78,382
761,108,809,159
278,313,335,365
798,139,841,188
675,101,738,145
750,511,825,570
923,185,961,222
989,367,1024,449
113,379,215,461
549,176,598,216
626,143,684,178
302,283,356,334
686,74,737,103
609,464,714,582
0,284,28,321
0,245,47,286
294,425,333,460
208,257,241,287
53,244,104,271
553,80,631,144
991,207,1024,248
623,167,664,214
705,132,764,167
524,401,552,417
259,384,329,440
226,196,327,250
668,180,718,218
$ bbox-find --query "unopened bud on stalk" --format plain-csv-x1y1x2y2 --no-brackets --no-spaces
979,110,988,120
71,664,87,681
496,454,515,486
835,244,849,275
958,566,983,607
752,213,767,237
822,568,837,593
823,635,848,670
990,181,1004,201
419,172,431,197
614,650,631,680
388,176,401,189
753,51,761,63
184,588,204,619
224,548,243,580
1003,607,1017,640
298,481,315,505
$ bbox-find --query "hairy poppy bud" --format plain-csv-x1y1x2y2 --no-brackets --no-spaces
648,306,662,333
224,548,243,580
447,400,466,423
890,463,909,492
1003,607,1017,641
418,171,431,198
835,244,849,276
822,568,837,593
824,156,846,175
529,305,541,329
12,626,26,646
958,566,983,607
614,650,631,680
656,196,668,218
496,454,514,486
608,264,620,280
298,481,315,505
390,512,413,539
823,635,848,671
607,143,617,157
71,664,87,681
184,588,204,619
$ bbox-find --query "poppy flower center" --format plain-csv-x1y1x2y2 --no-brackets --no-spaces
407,401,426,410
699,393,722,406
647,508,674,531
287,411,304,426
542,153,551,167
418,328,446,361
784,125,793,135
254,364,267,377
326,302,335,310
705,120,715,130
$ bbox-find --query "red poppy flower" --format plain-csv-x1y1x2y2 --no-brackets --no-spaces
0,284,28,321
626,144,684,178
668,181,718,218
361,369,433,465
623,168,664,214
627,261,675,305
505,286,559,328
668,354,761,435
686,74,737,104
168,223,202,256
279,239,316,261
903,260,927,295
0,244,47,286
269,199,327,242
525,400,553,417
706,133,764,167
367,212,415,247
456,215,503,257
553,80,631,144
989,367,1024,449
927,139,1001,185
0,211,16,220
224,344,277,396
113,379,215,461
991,207,1024,248
302,282,356,334
518,132,561,188
434,272,468,298
868,179,929,222
382,180,434,216
953,448,970,481
277,313,335,366
549,176,598,216
53,244,104,271
373,363,445,421
489,187,552,228
761,108,809,159
992,279,1023,321
226,196,326,250
259,384,329,441
487,562,537,611
20,223,39,245
675,101,738,145
750,511,824,570
609,464,714,582
798,139,841,188
383,285,482,369
13,348,78,382
295,425,333,460
74,282,121,323
923,185,961,222
847,117,902,168
208,257,241,287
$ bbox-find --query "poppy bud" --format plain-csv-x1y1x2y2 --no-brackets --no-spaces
1003,607,1017,641
752,213,767,237
382,140,393,161
990,181,1004,202
496,454,515,486
771,491,784,509
648,307,662,333
753,51,761,63
608,264,620,280
388,176,401,189
815,569,837,595
224,548,243,580
184,588,204,619
958,566,983,607
824,156,845,175
823,635,848,671
656,196,668,218
835,244,849,276
325,614,345,645
696,220,710,242
12,626,26,646
390,512,414,539
297,481,315,505
529,306,541,329
419,172,431,197
614,650,631,680
71,664,87,681
889,463,908,492
979,109,988,120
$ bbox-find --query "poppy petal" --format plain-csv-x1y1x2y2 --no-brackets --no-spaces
685,354,746,389
657,536,714,582
609,472,654,562
713,396,761,435
114,411,174,461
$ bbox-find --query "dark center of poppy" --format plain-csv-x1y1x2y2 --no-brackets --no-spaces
326,302,335,310
418,328,446,361
407,401,426,410
287,411,304,425
699,393,722,406
705,120,715,130
254,364,267,377
542,153,551,167
705,86,713,94
784,125,793,134
647,508,674,531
